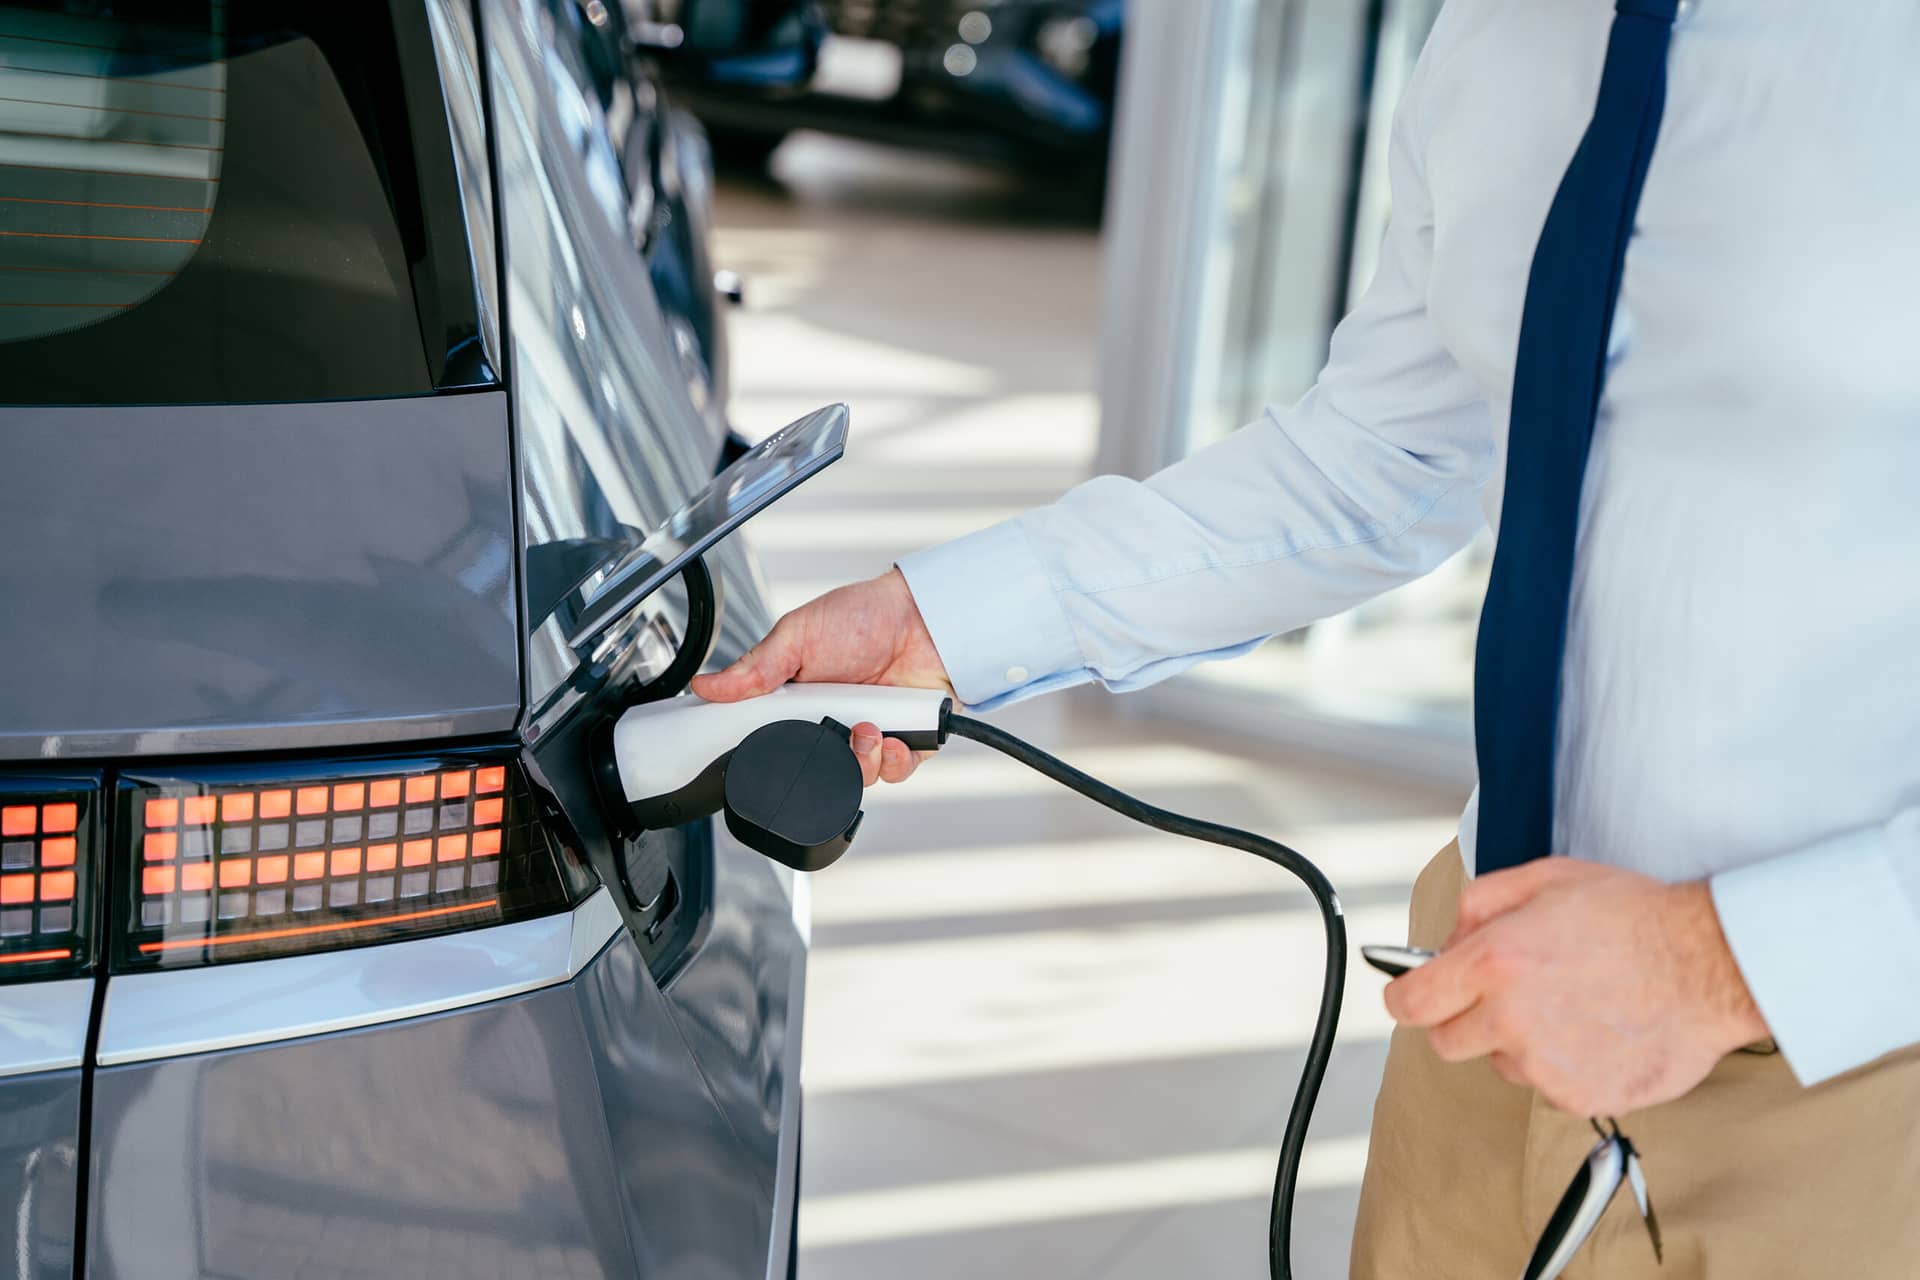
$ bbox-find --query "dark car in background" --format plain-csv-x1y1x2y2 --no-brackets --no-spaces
636,0,1124,181
0,1,805,1276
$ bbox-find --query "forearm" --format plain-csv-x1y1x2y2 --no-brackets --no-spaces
899,401,1487,709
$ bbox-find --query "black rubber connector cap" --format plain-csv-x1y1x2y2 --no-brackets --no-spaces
722,719,865,872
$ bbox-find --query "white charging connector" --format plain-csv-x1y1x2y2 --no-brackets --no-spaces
603,684,951,871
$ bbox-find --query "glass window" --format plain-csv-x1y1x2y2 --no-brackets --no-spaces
0,1,485,405
0,9,219,346
1167,0,1483,738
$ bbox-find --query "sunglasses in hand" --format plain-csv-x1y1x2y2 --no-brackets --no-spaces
1362,946,1665,1279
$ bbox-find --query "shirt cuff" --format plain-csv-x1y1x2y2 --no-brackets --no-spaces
895,518,1086,709
1710,817,1920,1086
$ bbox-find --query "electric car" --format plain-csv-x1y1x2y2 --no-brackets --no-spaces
0,2,806,1277
642,0,1124,180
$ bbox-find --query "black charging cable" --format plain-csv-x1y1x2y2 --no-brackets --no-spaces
943,714,1345,1280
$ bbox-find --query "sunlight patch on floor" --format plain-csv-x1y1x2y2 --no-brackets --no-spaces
803,901,1408,1094
801,1135,1371,1250
810,819,1457,926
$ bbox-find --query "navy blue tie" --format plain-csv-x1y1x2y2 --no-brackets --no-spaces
1472,0,1678,874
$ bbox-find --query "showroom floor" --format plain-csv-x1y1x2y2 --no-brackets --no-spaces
714,135,1467,1279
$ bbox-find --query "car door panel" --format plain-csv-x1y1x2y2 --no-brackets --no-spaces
572,921,776,1278
661,828,805,1200
0,1071,80,1280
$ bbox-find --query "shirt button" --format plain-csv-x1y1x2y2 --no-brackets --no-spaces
1005,666,1030,684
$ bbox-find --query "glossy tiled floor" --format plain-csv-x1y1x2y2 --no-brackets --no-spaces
713,135,1467,1279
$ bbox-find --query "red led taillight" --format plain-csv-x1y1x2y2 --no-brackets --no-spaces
0,779,95,980
118,756,577,968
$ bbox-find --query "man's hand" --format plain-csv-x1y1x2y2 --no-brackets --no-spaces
690,569,951,787
1383,858,1769,1116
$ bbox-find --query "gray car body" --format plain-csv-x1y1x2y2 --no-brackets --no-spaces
0,1,801,1276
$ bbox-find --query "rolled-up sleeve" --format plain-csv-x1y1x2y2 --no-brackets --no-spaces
1712,807,1920,1085
897,15,1495,711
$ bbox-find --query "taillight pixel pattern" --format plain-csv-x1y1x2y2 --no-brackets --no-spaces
0,792,89,971
135,765,511,947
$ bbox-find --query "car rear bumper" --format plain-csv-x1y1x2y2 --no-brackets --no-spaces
0,853,807,1280
87,895,799,1278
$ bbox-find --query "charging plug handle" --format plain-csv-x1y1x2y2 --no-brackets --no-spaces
608,683,951,830
611,716,866,870
608,683,948,868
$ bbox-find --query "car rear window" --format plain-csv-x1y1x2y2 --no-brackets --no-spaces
0,1,484,405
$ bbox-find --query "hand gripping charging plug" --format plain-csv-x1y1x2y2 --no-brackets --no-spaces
601,684,952,871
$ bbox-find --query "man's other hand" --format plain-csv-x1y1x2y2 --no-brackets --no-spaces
1382,858,1770,1116
690,569,952,787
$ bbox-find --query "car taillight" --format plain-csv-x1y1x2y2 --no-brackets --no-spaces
0,778,95,980
118,754,577,969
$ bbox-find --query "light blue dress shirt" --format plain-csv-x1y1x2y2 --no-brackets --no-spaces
897,0,1920,1086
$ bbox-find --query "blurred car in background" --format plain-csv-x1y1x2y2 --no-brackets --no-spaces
0,1,803,1276
633,0,1124,184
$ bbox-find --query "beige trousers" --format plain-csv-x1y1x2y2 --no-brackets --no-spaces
1349,843,1920,1279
